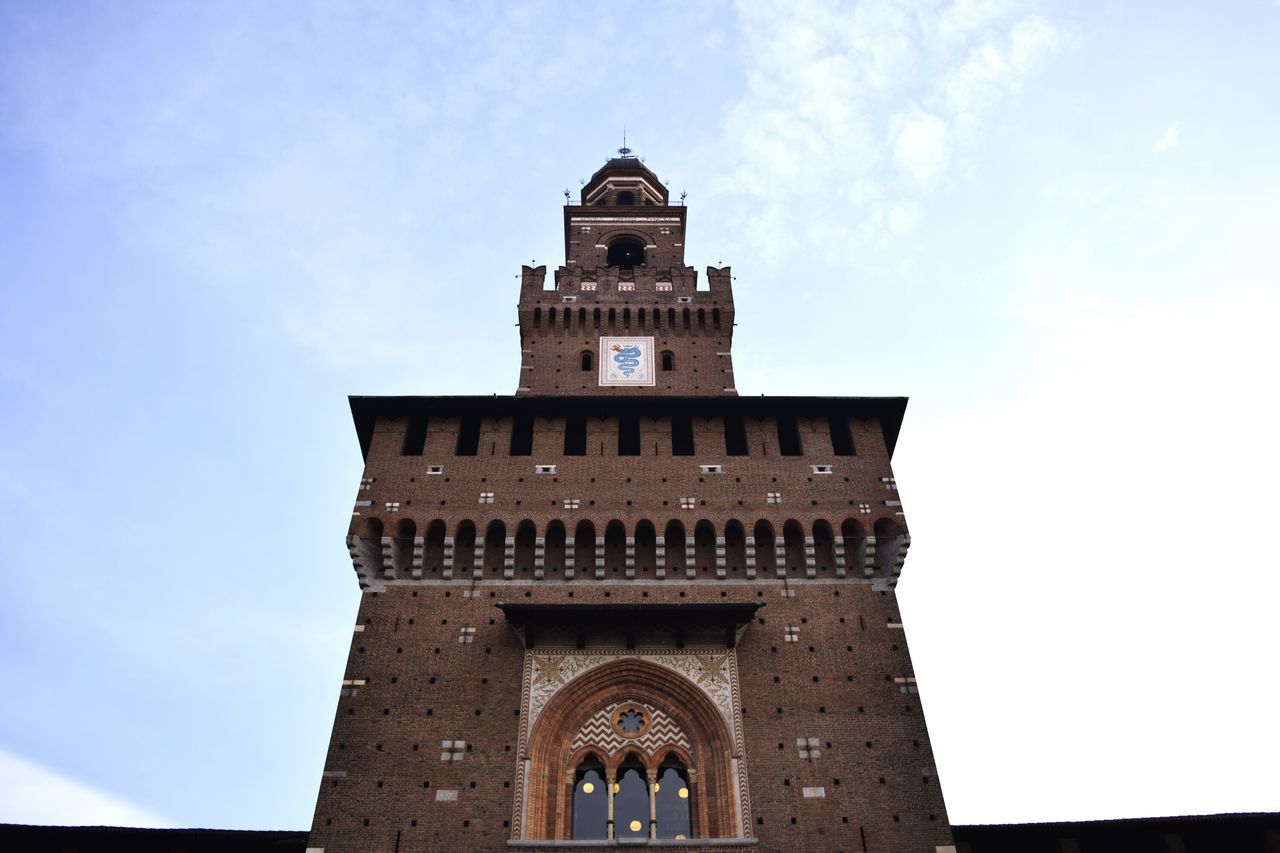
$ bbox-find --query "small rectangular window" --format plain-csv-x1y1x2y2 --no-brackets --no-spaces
679,497,696,509
562,295,577,302
455,416,480,456
564,415,587,456
402,415,428,456
767,492,782,504
440,740,466,762
700,464,723,474
797,737,821,759
811,465,833,474
384,501,401,512
535,464,556,474
563,498,580,509
677,296,693,303
671,414,695,456
427,465,444,475
478,492,494,504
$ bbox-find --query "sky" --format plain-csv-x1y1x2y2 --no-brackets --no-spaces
1,0,1278,832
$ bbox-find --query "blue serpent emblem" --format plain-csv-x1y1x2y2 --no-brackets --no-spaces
611,344,643,377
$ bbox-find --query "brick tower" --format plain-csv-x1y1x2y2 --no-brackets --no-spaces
306,151,955,853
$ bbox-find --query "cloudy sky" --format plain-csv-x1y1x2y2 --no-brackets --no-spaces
1,0,1277,832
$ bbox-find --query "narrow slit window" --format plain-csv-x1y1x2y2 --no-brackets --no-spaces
828,414,856,456
776,415,803,456
618,414,641,456
455,416,480,456
402,415,428,456
509,414,533,456
564,415,587,456
671,415,694,456
723,414,748,456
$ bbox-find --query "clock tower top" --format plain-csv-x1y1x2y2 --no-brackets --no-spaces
516,152,736,397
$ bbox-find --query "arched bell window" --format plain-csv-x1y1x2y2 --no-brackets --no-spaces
655,754,692,840
572,755,607,839
616,190,636,206
606,237,646,269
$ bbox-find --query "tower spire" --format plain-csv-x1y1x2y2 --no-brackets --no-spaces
618,127,632,158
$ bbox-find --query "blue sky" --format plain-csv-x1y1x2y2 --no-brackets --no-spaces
1,0,1277,831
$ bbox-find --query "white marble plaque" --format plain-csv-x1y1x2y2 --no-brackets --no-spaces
598,336,655,386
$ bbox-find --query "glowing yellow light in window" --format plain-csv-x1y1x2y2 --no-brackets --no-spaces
581,782,594,794
675,834,687,840
629,820,642,832
678,787,689,799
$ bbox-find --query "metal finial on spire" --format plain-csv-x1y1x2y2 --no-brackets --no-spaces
618,127,632,157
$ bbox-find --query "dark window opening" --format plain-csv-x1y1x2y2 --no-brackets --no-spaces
662,351,674,371
572,756,607,840
509,414,533,456
402,415,427,456
580,350,593,372
564,415,587,456
776,415,803,456
724,414,749,456
616,190,635,206
455,416,480,456
828,414,856,456
618,414,641,456
671,415,694,456
607,238,646,270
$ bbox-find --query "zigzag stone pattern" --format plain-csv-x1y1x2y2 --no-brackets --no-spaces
571,702,692,757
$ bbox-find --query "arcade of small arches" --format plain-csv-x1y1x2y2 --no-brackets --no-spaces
568,749,693,841
528,304,724,333
349,516,908,585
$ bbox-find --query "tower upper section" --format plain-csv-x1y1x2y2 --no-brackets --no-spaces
517,154,736,396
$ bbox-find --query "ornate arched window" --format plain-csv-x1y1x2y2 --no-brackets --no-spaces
518,658,749,842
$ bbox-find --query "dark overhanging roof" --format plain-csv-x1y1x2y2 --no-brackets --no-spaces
348,394,908,462
496,602,763,627
497,602,764,650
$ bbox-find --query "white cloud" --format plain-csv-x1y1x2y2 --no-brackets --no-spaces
718,1,1065,258
891,107,952,188
1154,121,1181,153
0,746,172,827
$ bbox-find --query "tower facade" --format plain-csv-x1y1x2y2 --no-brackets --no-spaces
307,153,954,852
